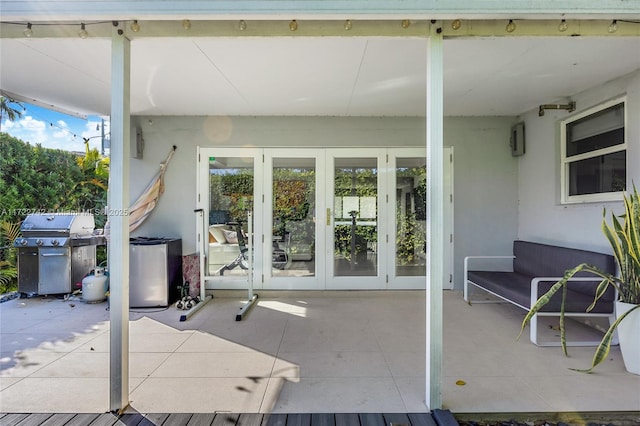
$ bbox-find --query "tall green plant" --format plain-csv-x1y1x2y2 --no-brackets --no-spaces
520,185,640,372
396,211,425,265
1,134,109,227
0,220,21,293
70,141,110,227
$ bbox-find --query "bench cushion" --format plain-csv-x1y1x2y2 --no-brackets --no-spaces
468,270,614,313
512,240,616,300
513,241,615,277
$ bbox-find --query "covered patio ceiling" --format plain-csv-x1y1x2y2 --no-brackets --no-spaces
1,20,639,119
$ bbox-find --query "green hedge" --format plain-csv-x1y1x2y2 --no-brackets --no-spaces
0,133,109,292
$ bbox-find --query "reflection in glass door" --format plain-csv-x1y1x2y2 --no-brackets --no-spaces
264,151,323,290
205,154,256,280
395,157,427,278
198,147,441,291
328,151,385,289
271,158,316,278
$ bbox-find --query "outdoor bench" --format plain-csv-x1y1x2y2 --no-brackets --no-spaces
464,240,617,346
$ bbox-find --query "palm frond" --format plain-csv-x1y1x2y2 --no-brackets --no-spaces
0,260,18,287
0,220,21,242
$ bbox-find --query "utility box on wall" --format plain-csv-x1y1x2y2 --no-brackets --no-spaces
131,126,144,159
510,122,525,157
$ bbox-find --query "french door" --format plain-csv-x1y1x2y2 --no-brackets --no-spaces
197,147,435,291
326,149,386,289
263,150,324,290
197,148,264,290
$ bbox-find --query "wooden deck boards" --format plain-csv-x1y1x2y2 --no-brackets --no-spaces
0,412,451,426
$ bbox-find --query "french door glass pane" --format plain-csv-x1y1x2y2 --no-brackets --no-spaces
272,158,316,277
396,157,426,276
207,156,254,277
333,158,377,277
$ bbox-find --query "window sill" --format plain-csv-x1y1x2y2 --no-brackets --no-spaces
562,191,625,205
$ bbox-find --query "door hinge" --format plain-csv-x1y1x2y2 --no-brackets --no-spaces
449,274,453,283
262,274,264,283
386,274,389,283
198,194,200,202
450,234,453,243
386,194,388,203
450,153,453,163
386,234,389,243
450,194,453,203
198,153,201,162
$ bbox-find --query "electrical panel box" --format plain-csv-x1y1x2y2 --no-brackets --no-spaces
510,122,525,157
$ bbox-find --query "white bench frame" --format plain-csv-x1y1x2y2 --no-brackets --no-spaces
464,255,618,347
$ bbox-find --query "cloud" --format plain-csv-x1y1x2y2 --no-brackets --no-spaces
3,114,88,152
4,116,49,145
2,103,109,154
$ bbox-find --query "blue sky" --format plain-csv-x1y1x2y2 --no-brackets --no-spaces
1,101,108,154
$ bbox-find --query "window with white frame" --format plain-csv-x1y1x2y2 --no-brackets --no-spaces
561,97,626,203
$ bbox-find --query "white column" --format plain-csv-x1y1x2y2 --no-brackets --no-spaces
425,21,444,410
109,22,131,413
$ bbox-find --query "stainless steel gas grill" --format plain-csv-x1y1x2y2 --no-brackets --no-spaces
14,213,106,296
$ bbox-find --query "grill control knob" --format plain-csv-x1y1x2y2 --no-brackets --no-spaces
20,238,28,246
36,239,43,246
52,239,60,246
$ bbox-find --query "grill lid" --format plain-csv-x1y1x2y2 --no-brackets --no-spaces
20,213,95,237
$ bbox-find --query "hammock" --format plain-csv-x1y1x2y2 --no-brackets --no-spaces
104,145,176,239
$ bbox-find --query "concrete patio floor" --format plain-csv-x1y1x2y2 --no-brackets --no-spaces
1,290,639,415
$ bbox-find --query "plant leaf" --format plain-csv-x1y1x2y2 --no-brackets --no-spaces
518,263,588,341
560,283,567,356
571,303,640,373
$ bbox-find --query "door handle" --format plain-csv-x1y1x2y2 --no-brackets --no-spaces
41,253,68,257
326,208,331,226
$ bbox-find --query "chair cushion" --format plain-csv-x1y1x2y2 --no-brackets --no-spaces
222,229,238,244
512,241,616,300
468,270,614,313
513,241,615,276
209,225,228,244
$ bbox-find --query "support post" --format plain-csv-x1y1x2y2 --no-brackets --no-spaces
109,22,131,413
425,21,444,410
236,211,258,321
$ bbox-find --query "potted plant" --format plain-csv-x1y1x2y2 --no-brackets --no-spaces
520,185,640,374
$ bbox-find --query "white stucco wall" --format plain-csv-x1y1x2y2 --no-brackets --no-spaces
127,69,640,285
444,116,519,289
128,116,428,253
128,115,518,290
517,69,640,254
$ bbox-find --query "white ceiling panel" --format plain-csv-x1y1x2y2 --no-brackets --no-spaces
1,38,111,115
349,38,427,116
1,35,639,118
193,37,371,116
130,38,250,115
442,37,640,116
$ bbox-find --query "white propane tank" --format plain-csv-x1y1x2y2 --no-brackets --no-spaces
82,267,108,303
